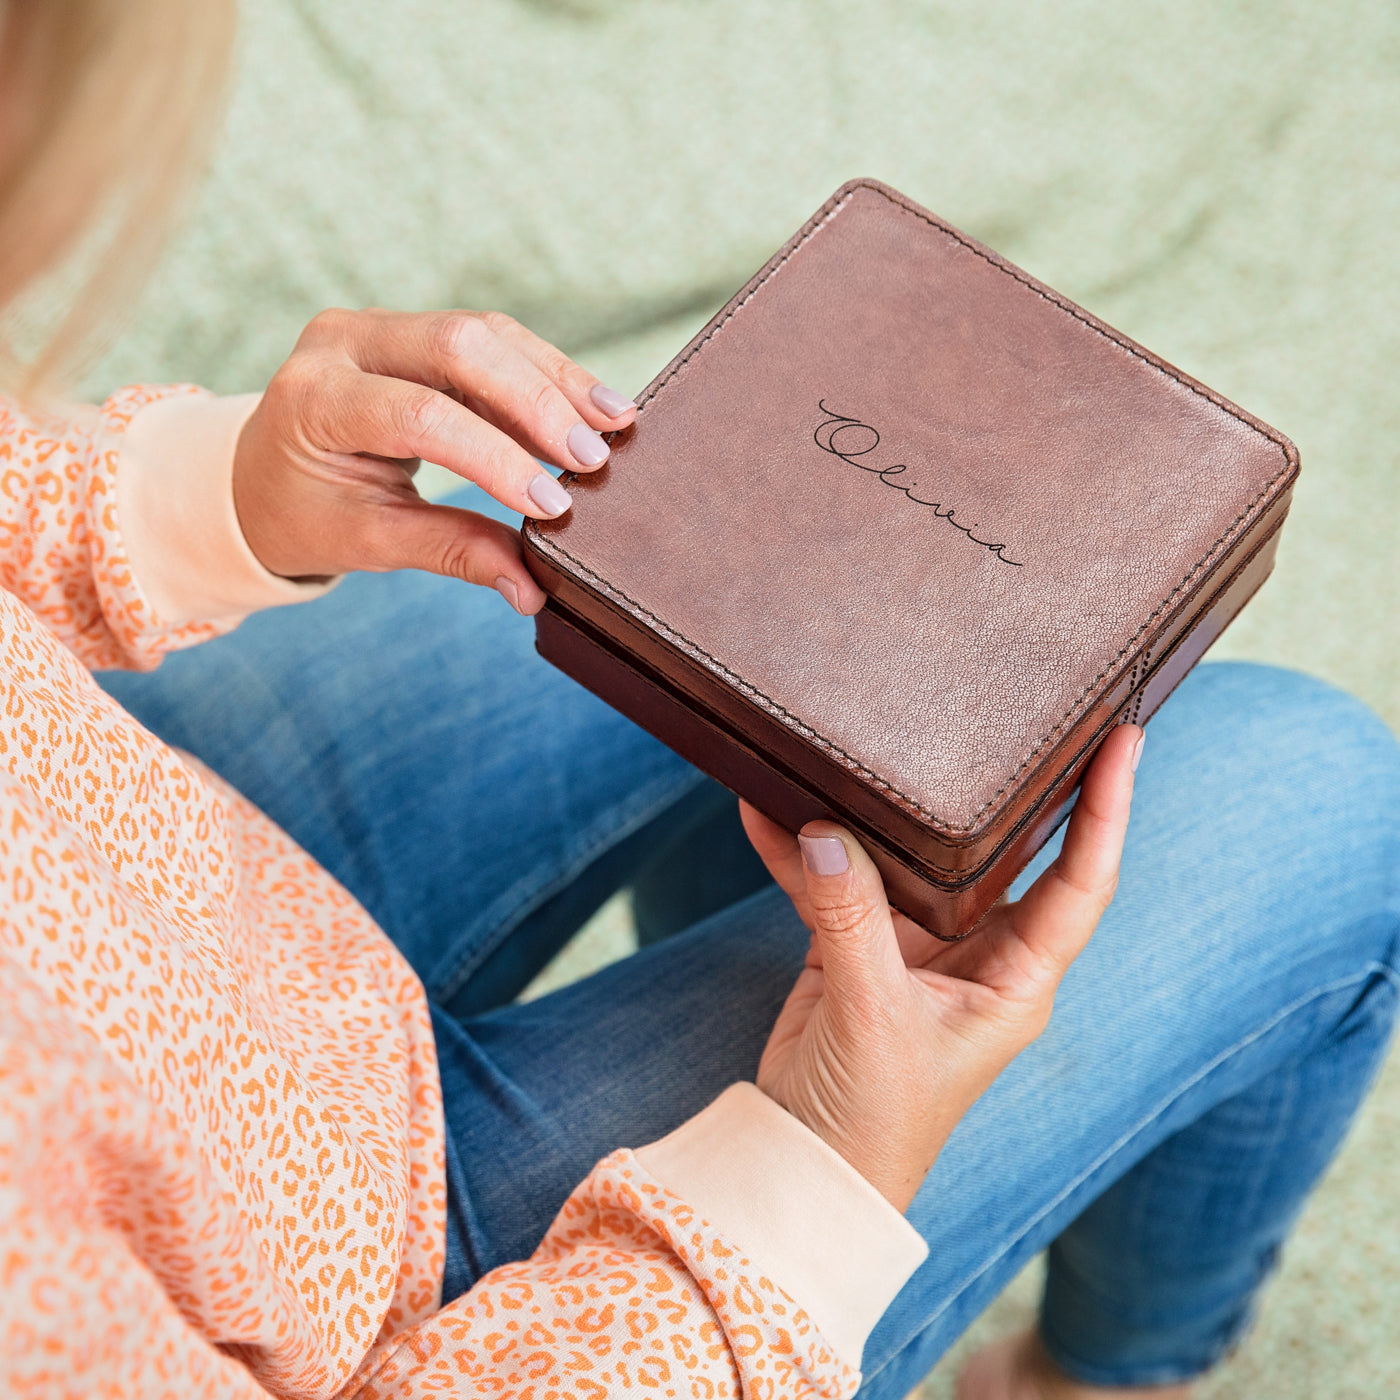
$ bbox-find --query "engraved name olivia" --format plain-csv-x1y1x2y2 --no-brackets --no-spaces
813,400,1023,568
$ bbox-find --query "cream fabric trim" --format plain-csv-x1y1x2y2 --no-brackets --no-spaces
118,391,338,628
636,1082,928,1368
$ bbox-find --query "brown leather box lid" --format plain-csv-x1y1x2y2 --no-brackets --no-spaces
525,179,1297,851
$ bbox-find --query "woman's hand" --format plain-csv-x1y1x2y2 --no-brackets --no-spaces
232,308,638,614
746,723,1144,1213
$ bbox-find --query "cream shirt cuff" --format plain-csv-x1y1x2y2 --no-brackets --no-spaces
118,391,339,628
635,1082,928,1368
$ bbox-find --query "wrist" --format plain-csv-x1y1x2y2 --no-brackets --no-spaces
758,1075,935,1214
636,1084,929,1366
120,390,336,627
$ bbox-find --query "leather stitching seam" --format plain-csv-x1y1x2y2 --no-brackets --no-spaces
629,193,857,409
536,495,1271,836
631,182,1295,459
536,182,1296,836
1128,650,1152,725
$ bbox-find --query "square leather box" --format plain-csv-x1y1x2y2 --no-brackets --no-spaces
523,179,1299,940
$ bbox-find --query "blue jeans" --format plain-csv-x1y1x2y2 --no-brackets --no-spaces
98,538,1400,1391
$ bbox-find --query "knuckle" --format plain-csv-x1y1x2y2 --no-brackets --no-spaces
433,312,486,362
482,441,525,497
267,352,339,423
1056,862,1114,909
558,358,591,395
477,309,518,337
1065,862,1118,915
807,888,875,938
525,374,562,425
534,341,569,376
1092,873,1120,918
388,387,446,443
266,352,314,403
1024,941,1066,986
301,306,355,346
433,538,483,582
538,342,586,392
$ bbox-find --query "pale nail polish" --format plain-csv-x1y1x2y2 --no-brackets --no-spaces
567,422,610,468
528,471,572,516
494,576,522,614
1132,732,1146,772
799,834,849,876
589,383,636,419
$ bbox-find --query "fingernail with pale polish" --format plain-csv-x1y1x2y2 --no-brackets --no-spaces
1132,732,1147,772
800,834,849,876
528,471,572,516
589,384,636,419
494,576,523,614
567,422,610,468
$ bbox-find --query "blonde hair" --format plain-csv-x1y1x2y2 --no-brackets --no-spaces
0,0,237,397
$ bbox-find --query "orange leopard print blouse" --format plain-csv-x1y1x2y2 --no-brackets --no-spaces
0,388,858,1399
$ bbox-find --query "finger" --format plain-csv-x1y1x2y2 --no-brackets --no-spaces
306,308,623,474
485,314,638,430
739,801,813,929
1009,723,1142,977
796,820,907,993
742,804,939,966
350,495,547,611
307,362,579,521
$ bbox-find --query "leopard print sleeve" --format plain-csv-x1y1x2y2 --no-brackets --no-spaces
347,1151,860,1400
0,386,227,672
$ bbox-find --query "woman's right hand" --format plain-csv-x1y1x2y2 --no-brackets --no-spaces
232,308,638,614
745,723,1143,1212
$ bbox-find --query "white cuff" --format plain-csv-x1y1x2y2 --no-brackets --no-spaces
635,1083,928,1367
117,391,338,628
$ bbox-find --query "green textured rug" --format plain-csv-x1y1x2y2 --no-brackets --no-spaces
83,2,1400,1393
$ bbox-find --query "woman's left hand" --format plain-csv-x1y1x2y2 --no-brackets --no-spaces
744,723,1142,1212
232,308,638,614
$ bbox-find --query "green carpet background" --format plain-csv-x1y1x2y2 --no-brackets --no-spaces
82,3,1400,1393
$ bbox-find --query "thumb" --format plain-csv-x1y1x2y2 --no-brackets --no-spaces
358,499,547,614
797,822,905,992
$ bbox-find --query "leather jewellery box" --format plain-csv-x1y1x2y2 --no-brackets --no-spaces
523,179,1299,940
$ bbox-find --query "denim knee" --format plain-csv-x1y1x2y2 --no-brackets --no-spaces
1166,661,1399,797
1139,662,1400,934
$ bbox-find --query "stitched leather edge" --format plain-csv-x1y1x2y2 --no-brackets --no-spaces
628,192,857,410
527,180,1298,837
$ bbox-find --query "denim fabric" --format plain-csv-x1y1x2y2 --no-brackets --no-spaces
98,501,1400,1388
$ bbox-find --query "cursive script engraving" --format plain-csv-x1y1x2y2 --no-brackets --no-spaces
813,400,1023,568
